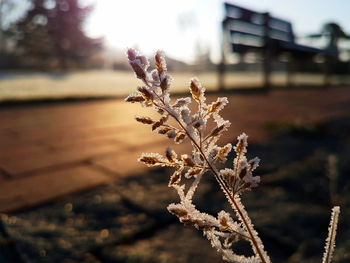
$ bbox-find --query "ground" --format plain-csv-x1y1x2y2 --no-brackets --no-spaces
0,87,350,262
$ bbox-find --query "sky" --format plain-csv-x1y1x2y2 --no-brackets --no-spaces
85,0,350,63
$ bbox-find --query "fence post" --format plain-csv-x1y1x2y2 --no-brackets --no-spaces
262,12,271,90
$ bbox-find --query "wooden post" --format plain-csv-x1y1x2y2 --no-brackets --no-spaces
286,54,293,88
218,19,229,91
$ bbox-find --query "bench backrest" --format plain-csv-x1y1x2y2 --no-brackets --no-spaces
223,3,295,53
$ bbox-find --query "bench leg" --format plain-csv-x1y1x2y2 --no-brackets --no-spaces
218,62,225,91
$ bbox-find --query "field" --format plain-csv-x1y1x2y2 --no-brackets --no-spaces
0,70,332,102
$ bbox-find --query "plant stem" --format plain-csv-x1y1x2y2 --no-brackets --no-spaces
156,100,269,263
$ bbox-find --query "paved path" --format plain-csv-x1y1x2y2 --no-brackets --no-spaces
1,87,350,212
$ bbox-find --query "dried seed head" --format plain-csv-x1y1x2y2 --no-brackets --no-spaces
207,97,228,115
189,77,206,103
136,55,149,69
169,170,182,186
138,153,166,167
209,124,225,138
137,86,153,100
180,107,191,124
238,166,248,180
135,116,154,125
248,157,260,172
167,130,176,138
173,97,191,108
234,133,248,154
208,102,221,113
225,235,239,247
219,217,230,231
151,69,160,84
181,154,195,167
215,143,232,162
160,75,171,93
185,168,202,178
174,132,186,144
157,127,172,134
129,59,146,79
168,207,188,217
155,50,167,76
220,168,235,188
127,48,137,61
165,147,177,162
125,93,145,103
152,115,168,131
190,78,201,100
193,119,204,129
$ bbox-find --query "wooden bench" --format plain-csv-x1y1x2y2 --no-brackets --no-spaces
219,2,337,89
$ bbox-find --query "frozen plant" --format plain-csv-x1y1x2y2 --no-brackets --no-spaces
125,48,340,263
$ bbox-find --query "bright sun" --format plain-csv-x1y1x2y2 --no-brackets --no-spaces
85,0,220,63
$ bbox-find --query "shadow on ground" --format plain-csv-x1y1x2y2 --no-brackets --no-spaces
1,116,350,263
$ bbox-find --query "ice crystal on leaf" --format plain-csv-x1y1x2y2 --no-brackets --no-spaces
125,49,340,263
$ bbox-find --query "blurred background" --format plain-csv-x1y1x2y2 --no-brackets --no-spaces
1,0,350,101
0,1,350,262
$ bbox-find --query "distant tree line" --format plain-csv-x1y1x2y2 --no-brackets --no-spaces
0,0,102,70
